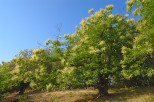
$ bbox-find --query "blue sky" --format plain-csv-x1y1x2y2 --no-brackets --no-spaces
0,0,133,63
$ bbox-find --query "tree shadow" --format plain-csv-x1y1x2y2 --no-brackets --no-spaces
75,87,154,102
1,89,41,102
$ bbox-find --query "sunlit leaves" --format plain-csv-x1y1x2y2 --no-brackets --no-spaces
59,5,137,88
121,0,154,78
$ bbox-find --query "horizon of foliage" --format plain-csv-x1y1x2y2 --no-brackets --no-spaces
0,0,153,99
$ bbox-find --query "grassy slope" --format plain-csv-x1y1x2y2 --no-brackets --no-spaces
2,87,154,102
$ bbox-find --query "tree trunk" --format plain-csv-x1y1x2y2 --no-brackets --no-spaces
19,81,30,95
97,74,109,96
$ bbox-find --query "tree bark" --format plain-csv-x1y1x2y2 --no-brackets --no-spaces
19,81,30,95
97,73,109,96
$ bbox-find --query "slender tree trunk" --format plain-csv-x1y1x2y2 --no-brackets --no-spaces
97,73,109,96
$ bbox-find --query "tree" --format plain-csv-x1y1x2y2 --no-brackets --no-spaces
121,0,154,80
60,5,137,96
11,49,33,94
13,48,60,93
0,61,17,96
44,35,66,90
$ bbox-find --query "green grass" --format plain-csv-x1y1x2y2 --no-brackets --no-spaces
1,87,154,102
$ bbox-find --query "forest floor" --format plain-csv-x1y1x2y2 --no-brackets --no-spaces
1,87,154,102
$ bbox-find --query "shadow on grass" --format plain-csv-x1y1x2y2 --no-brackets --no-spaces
1,90,41,102
2,87,154,102
75,87,154,102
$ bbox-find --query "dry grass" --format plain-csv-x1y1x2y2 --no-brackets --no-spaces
1,87,154,102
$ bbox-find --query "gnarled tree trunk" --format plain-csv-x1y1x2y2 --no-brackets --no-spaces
97,74,109,96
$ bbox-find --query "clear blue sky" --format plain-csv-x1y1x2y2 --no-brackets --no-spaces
0,0,133,63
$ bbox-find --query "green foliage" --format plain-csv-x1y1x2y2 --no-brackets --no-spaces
122,0,154,79
0,47,63,95
58,5,137,90
0,61,19,95
0,0,153,97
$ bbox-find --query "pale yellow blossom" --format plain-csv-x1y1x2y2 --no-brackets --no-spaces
99,41,105,45
95,49,100,53
80,19,86,25
105,5,114,10
100,8,103,13
62,67,75,74
126,0,133,5
118,17,123,22
80,38,86,43
61,40,66,45
11,75,18,81
88,8,94,14
67,34,71,38
95,12,103,18
86,17,91,22
72,45,79,51
66,62,69,66
72,33,76,37
44,42,47,45
90,15,94,19
125,14,129,18
121,46,127,54
142,0,148,3
47,38,51,42
11,65,20,74
31,54,38,60
52,40,57,43
121,65,126,68
30,81,37,88
89,46,94,50
133,9,139,16
64,34,67,38
44,38,51,45
50,44,54,48
108,14,114,19
61,59,65,64
104,9,107,13
127,18,134,23
89,47,100,54
101,47,106,51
